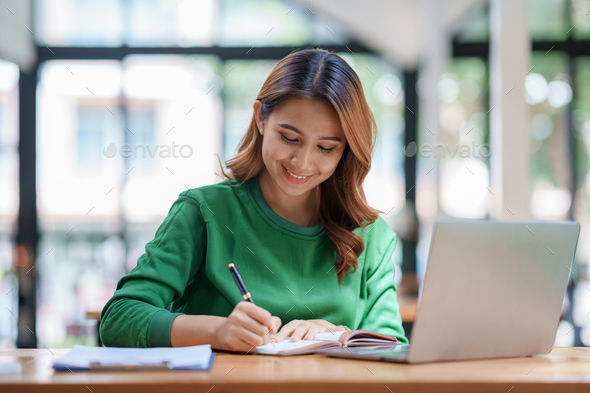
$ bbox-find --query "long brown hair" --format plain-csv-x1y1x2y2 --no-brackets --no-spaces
223,48,379,284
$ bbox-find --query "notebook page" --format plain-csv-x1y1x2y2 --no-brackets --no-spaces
313,330,346,342
256,337,324,354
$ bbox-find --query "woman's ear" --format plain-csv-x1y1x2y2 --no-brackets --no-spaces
253,100,264,135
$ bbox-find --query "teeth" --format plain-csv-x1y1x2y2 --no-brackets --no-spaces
286,168,308,180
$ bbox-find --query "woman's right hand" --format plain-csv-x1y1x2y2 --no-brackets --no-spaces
214,301,282,352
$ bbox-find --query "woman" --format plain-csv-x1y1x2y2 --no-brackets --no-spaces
100,48,408,350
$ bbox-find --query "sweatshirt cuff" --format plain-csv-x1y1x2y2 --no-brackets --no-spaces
147,309,184,347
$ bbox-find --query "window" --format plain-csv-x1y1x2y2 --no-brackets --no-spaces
527,52,572,220
0,60,19,348
36,55,222,347
76,107,109,169
436,58,490,219
36,0,349,48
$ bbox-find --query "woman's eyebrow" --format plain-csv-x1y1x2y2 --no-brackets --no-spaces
278,123,343,142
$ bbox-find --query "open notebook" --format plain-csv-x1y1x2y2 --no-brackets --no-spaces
256,329,401,355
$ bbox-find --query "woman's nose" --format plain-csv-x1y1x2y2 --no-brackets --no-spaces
294,148,313,171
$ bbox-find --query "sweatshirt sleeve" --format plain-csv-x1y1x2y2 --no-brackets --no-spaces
99,192,206,347
356,217,409,344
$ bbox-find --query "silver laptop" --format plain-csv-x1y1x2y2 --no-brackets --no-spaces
322,220,580,363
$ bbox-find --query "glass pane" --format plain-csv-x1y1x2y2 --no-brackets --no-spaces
345,53,406,220
572,57,590,332
572,0,590,40
121,54,222,221
37,0,350,47
126,106,157,170
36,0,124,46
0,61,19,226
456,0,579,43
310,11,352,45
38,61,124,221
37,60,124,347
436,58,490,219
222,59,276,161
527,52,572,220
124,0,217,47
528,0,570,41
0,60,19,348
217,0,312,47
36,55,223,347
453,3,490,43
349,53,406,273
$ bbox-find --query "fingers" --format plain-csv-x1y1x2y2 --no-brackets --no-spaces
230,334,264,353
275,320,300,342
274,320,348,343
239,301,273,326
291,323,314,342
231,302,281,347
235,301,281,330
232,304,344,347
234,309,269,334
237,325,269,347
278,321,319,342
302,323,323,341
269,316,282,334
294,323,339,342
302,322,346,340
225,317,273,349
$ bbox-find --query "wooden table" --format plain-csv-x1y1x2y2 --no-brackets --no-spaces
2,347,590,392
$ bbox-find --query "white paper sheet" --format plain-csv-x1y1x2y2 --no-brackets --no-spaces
313,330,346,341
256,337,325,354
53,344,213,370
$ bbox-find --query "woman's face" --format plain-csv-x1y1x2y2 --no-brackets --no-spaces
255,96,347,197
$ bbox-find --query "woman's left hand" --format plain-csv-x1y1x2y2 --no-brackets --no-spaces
273,319,347,343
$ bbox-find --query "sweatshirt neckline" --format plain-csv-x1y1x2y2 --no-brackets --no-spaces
248,175,324,236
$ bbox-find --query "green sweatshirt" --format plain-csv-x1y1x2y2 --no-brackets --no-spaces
99,175,408,347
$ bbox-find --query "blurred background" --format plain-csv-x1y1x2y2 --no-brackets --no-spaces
1,0,590,348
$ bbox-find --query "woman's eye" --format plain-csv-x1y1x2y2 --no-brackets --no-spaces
281,133,334,153
280,133,297,143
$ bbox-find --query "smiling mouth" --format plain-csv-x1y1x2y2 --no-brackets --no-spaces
283,165,311,179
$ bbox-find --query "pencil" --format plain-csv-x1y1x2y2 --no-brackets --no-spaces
228,263,275,347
